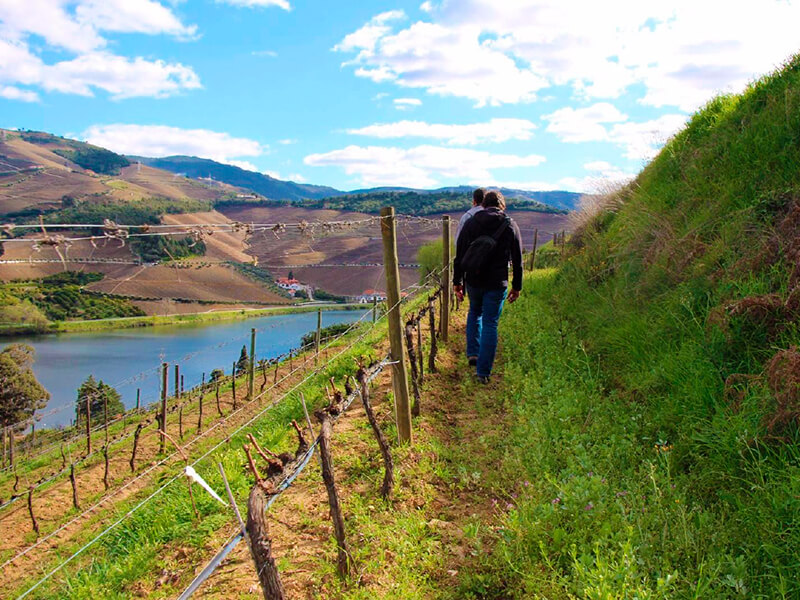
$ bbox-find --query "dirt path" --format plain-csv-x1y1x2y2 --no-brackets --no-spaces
186,306,509,599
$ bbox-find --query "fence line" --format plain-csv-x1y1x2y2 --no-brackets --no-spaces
9,280,434,597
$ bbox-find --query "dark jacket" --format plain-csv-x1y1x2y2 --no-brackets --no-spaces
453,207,523,291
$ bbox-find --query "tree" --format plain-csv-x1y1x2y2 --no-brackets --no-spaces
288,270,294,280
210,368,225,382
75,375,123,425
0,344,49,466
236,345,249,375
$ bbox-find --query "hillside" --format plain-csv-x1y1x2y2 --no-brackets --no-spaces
345,185,582,211
134,155,341,201
289,189,570,215
430,56,800,597
0,130,239,218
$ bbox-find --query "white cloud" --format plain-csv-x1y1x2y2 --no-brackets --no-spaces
75,0,197,38
277,138,296,145
544,102,686,160
217,0,291,9
420,2,435,13
347,118,537,145
543,103,627,143
82,124,264,163
0,0,201,100
336,0,800,111
41,53,200,99
227,160,260,171
337,20,547,107
559,161,635,193
393,97,422,110
252,50,278,57
287,173,306,182
0,85,38,102
334,10,405,54
304,144,545,188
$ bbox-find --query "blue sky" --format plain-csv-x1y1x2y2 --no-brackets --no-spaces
1,0,799,192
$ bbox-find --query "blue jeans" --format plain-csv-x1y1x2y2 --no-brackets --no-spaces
466,285,507,377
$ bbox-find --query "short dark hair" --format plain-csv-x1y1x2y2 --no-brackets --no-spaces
472,187,486,206
483,190,506,210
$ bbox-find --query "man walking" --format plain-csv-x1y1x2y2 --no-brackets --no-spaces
456,187,486,241
453,190,523,383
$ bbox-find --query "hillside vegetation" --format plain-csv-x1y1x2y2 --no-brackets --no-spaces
456,56,800,598
289,189,569,215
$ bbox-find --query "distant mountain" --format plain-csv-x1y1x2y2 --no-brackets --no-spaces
293,189,569,216
135,155,581,211
347,185,582,211
133,155,342,202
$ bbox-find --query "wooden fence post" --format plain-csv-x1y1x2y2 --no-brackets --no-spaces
318,414,351,577
560,229,566,262
103,444,110,490
28,486,38,536
372,295,377,323
380,206,413,444
197,389,204,433
85,388,92,455
417,320,424,384
315,309,322,365
130,423,143,472
70,462,79,509
428,296,438,373
160,362,168,454
249,327,256,401
442,216,451,342
404,320,422,417
246,485,286,599
358,367,394,499
216,381,222,416
273,361,279,385
179,405,184,439
232,362,237,410
135,388,140,412
529,228,539,271
175,364,180,401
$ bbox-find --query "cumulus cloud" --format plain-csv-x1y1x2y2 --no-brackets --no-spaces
544,103,687,160
543,104,627,143
0,0,200,100
347,118,537,145
304,144,545,188
559,161,635,193
0,85,38,102
82,124,264,163
335,0,800,111
393,97,422,110
217,0,291,10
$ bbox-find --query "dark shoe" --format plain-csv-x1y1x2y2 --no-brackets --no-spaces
477,375,490,384
468,356,478,367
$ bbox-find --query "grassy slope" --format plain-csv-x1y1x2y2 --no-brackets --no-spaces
457,57,800,598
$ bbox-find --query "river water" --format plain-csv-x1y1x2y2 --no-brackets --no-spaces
3,310,367,429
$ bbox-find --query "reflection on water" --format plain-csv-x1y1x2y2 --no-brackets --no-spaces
3,310,367,429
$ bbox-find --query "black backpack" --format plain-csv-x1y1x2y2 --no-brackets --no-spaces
460,217,510,274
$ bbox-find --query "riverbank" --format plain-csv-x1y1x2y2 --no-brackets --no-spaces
0,303,366,337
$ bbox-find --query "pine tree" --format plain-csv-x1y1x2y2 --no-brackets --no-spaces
236,345,249,375
75,375,124,425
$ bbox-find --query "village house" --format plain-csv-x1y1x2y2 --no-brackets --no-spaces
355,289,387,303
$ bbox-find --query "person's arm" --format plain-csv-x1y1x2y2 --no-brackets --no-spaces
453,217,471,290
508,219,523,302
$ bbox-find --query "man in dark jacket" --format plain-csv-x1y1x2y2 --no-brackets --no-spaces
453,190,523,383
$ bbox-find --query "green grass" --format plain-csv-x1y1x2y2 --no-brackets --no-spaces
453,52,800,600
7,294,426,598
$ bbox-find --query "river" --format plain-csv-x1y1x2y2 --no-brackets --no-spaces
2,310,368,430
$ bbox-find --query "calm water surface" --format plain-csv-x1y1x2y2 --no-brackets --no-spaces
3,310,367,429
